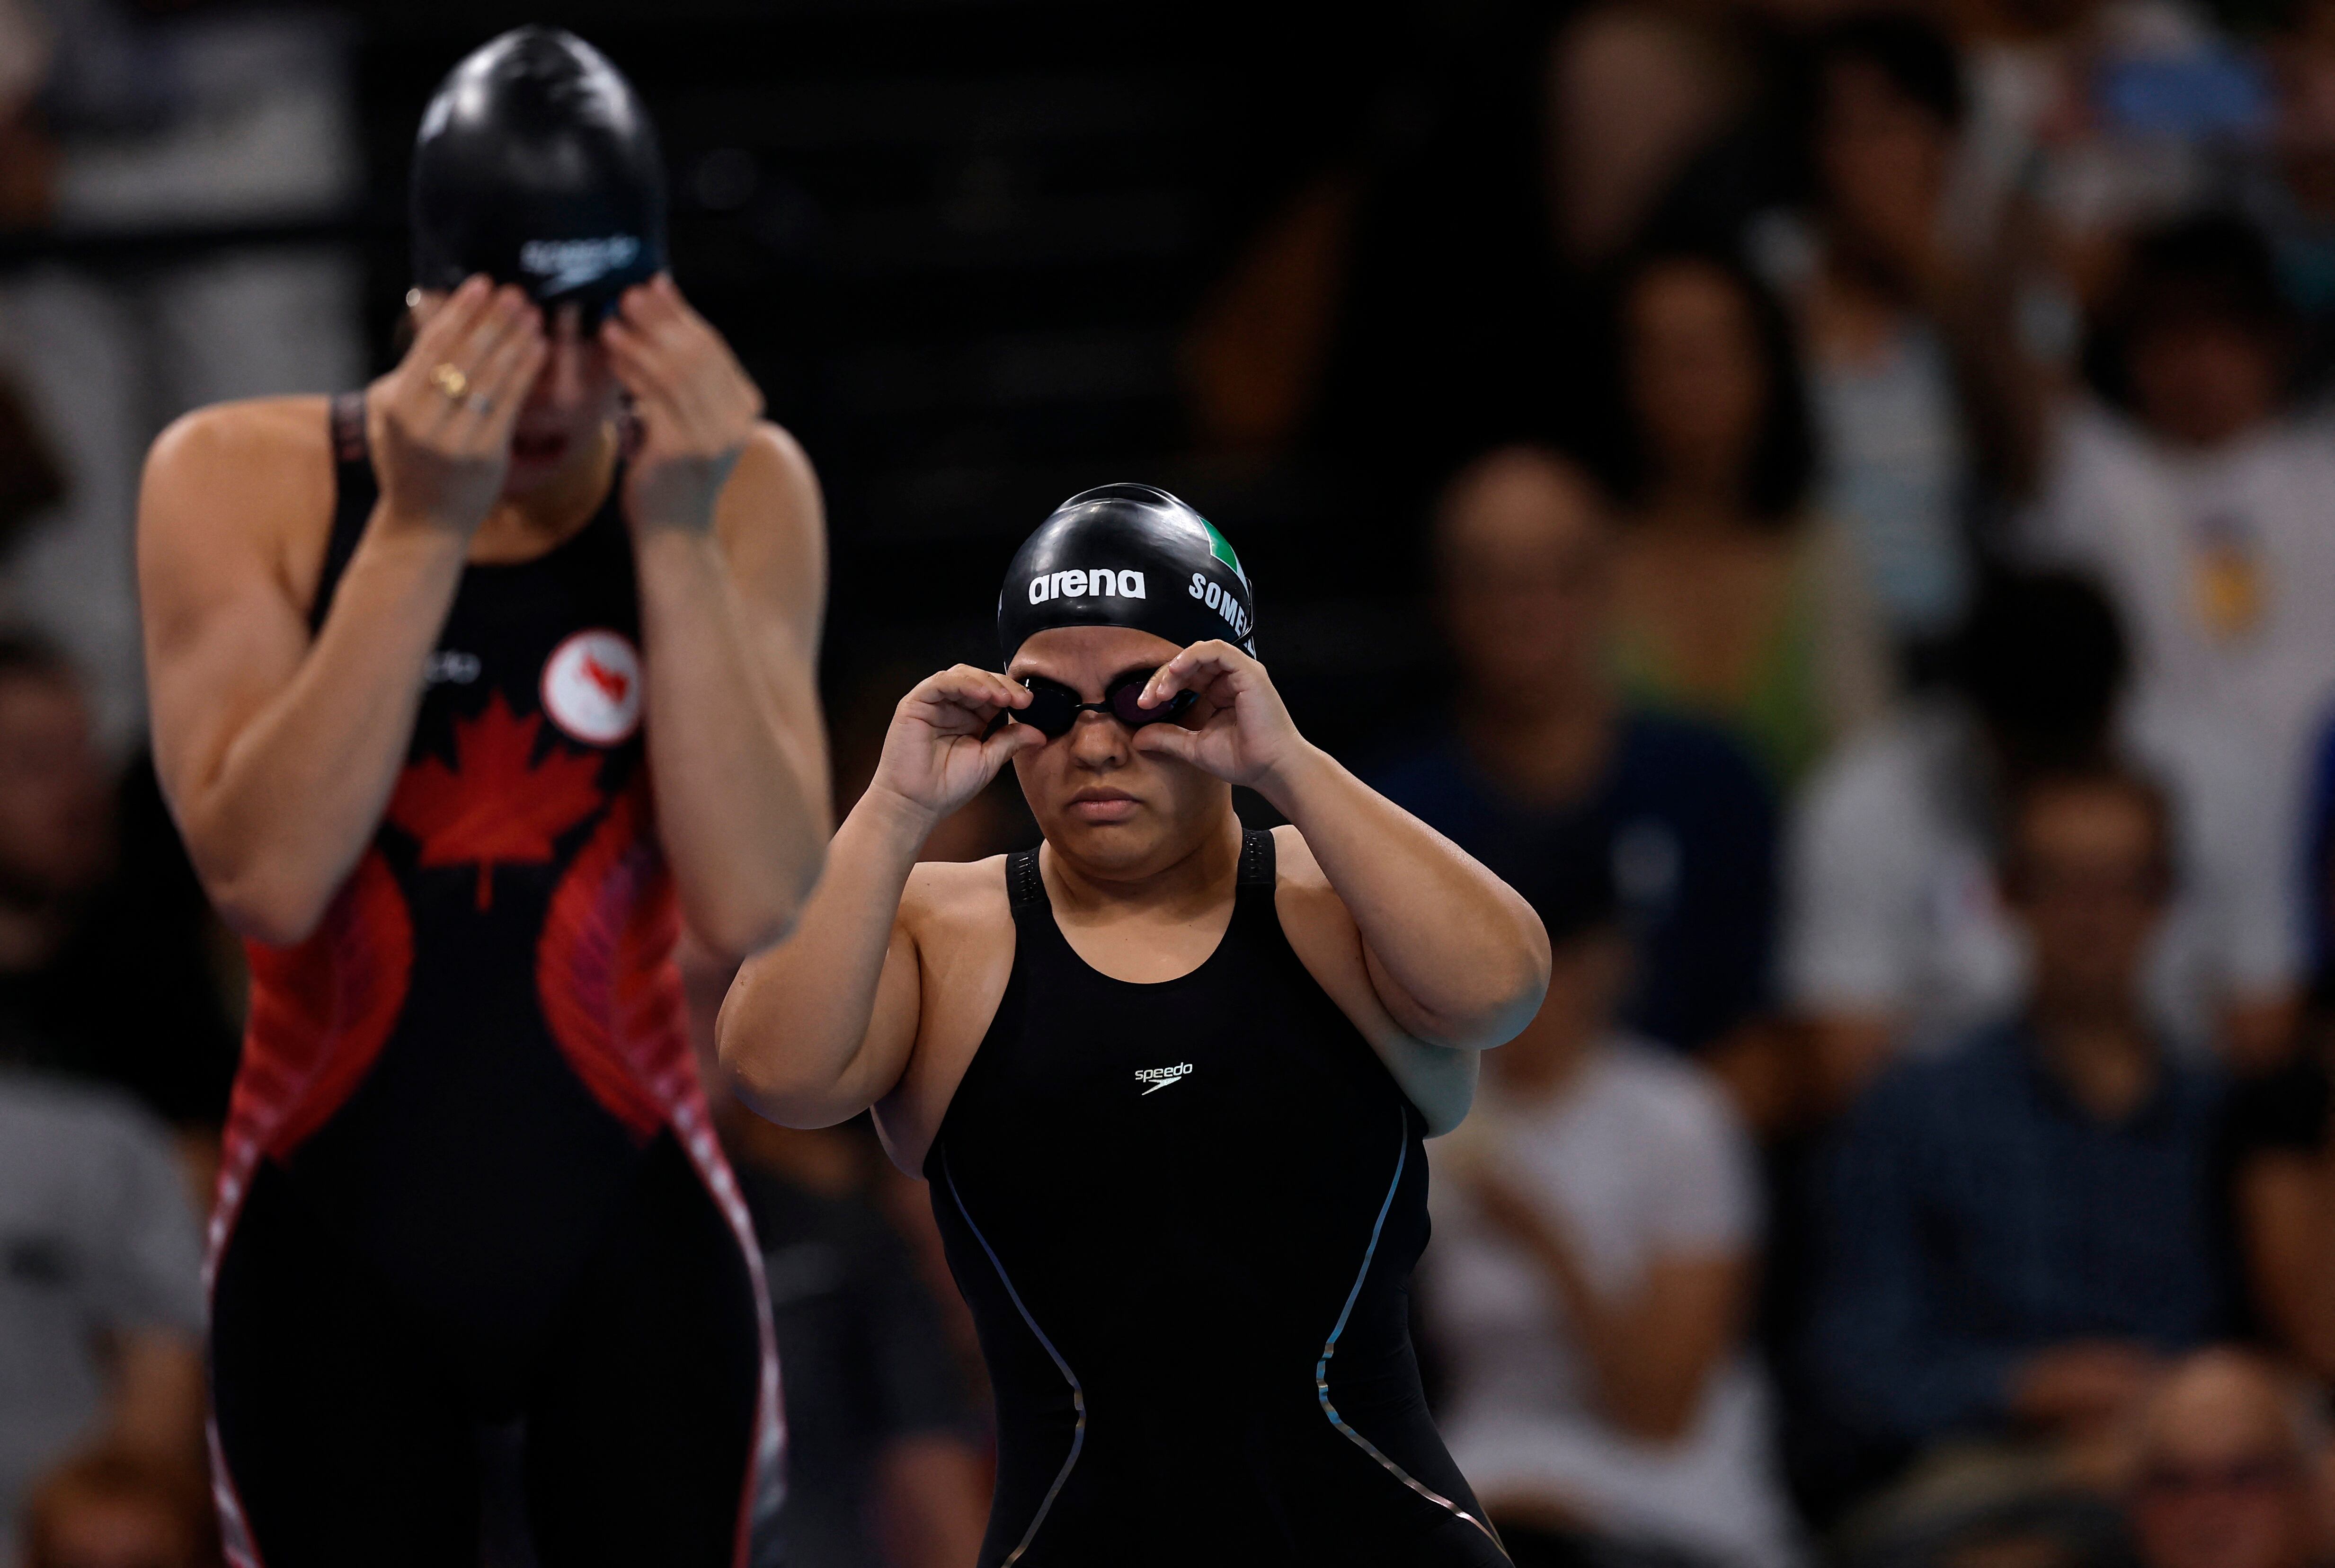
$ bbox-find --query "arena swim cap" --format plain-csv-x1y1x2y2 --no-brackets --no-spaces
409,27,665,319
998,484,1257,665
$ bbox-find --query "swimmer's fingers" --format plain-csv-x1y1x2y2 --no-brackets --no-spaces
400,275,495,374
399,282,537,439
1138,640,1260,710
454,317,547,448
604,275,762,448
978,719,1048,771
901,665,1028,735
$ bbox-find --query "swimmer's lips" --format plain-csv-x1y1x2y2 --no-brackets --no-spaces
1066,788,1140,824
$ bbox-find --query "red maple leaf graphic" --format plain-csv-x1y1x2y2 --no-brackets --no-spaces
386,693,606,910
581,654,630,704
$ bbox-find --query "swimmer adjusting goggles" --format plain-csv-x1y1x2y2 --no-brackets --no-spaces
1011,674,1196,739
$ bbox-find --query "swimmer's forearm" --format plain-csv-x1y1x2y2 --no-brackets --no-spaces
719,784,931,1125
633,527,829,958
178,516,467,944
1263,744,1549,1049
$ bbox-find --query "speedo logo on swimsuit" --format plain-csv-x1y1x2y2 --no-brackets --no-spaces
1134,1063,1193,1095
518,235,641,293
1026,567,1147,604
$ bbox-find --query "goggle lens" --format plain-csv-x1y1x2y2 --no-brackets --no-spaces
1011,675,1194,739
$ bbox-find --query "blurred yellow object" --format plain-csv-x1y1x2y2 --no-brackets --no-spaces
2193,537,2265,642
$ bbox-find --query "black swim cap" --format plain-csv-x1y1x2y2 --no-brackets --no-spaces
410,27,665,318
998,484,1257,665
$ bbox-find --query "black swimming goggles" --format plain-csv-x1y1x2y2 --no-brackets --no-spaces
1011,674,1196,739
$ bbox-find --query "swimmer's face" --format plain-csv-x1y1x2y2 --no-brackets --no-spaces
409,292,622,496
1007,626,1228,879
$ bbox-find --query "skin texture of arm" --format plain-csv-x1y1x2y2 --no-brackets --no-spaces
606,278,831,958
718,666,1038,1152
1136,640,1551,1052
140,282,546,943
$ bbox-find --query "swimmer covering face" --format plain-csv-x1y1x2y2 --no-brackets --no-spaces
720,488,1551,1566
137,24,829,1568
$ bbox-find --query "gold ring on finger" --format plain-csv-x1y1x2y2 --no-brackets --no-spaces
429,362,469,402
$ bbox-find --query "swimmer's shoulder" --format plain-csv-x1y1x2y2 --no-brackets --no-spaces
141,396,340,581
899,853,1014,957
146,395,337,512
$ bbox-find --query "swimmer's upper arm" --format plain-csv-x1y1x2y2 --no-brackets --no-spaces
1271,827,1479,1136
137,399,330,851
713,423,826,656
872,857,1014,1170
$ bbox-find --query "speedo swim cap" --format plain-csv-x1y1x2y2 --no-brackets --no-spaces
998,484,1257,665
409,27,665,319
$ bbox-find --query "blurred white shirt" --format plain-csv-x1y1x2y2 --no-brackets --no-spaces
1785,696,2301,1056
1424,1041,1801,1568
2026,403,2335,810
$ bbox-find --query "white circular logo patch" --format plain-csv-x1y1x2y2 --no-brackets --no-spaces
541,629,643,746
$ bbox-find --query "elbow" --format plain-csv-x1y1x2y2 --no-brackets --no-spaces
714,1014,824,1130
1456,901,1554,1049
202,861,333,948
1436,940,1553,1051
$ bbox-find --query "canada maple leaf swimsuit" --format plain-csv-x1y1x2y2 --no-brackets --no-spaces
204,395,781,1568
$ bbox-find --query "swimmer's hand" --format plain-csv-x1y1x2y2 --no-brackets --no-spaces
375,276,546,535
869,666,1045,834
604,274,766,535
1129,640,1311,797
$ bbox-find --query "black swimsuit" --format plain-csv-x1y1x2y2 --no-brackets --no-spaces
927,830,1508,1567
205,396,780,1568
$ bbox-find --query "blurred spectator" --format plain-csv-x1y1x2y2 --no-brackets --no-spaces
1593,247,1889,788
0,634,236,1127
1372,448,1778,1061
0,0,362,753
2241,0,2335,375
2126,1348,2330,1568
1788,571,2299,1105
2027,215,2335,844
1761,14,2045,660
1947,0,2269,301
1424,845,1802,1568
0,1068,205,1552
677,937,989,1568
1808,766,2227,1473
1550,7,1752,276
2221,991,2335,1382
19,1444,218,1568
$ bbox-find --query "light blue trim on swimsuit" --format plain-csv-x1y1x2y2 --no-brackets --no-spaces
1316,1107,1509,1558
945,1149,1086,1566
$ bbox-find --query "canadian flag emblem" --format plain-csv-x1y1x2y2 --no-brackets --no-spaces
541,629,644,746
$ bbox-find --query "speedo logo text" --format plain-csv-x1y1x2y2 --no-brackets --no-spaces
1135,1063,1193,1095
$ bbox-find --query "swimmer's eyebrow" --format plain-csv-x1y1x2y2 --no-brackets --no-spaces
1104,664,1161,689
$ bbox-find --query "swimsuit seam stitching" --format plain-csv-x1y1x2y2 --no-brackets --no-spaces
944,1148,1085,1565
1315,1106,1510,1560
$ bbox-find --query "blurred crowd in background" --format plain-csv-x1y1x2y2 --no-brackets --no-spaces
4,0,2335,1564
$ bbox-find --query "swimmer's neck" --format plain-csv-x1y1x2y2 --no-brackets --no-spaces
472,424,620,565
1038,808,1244,924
